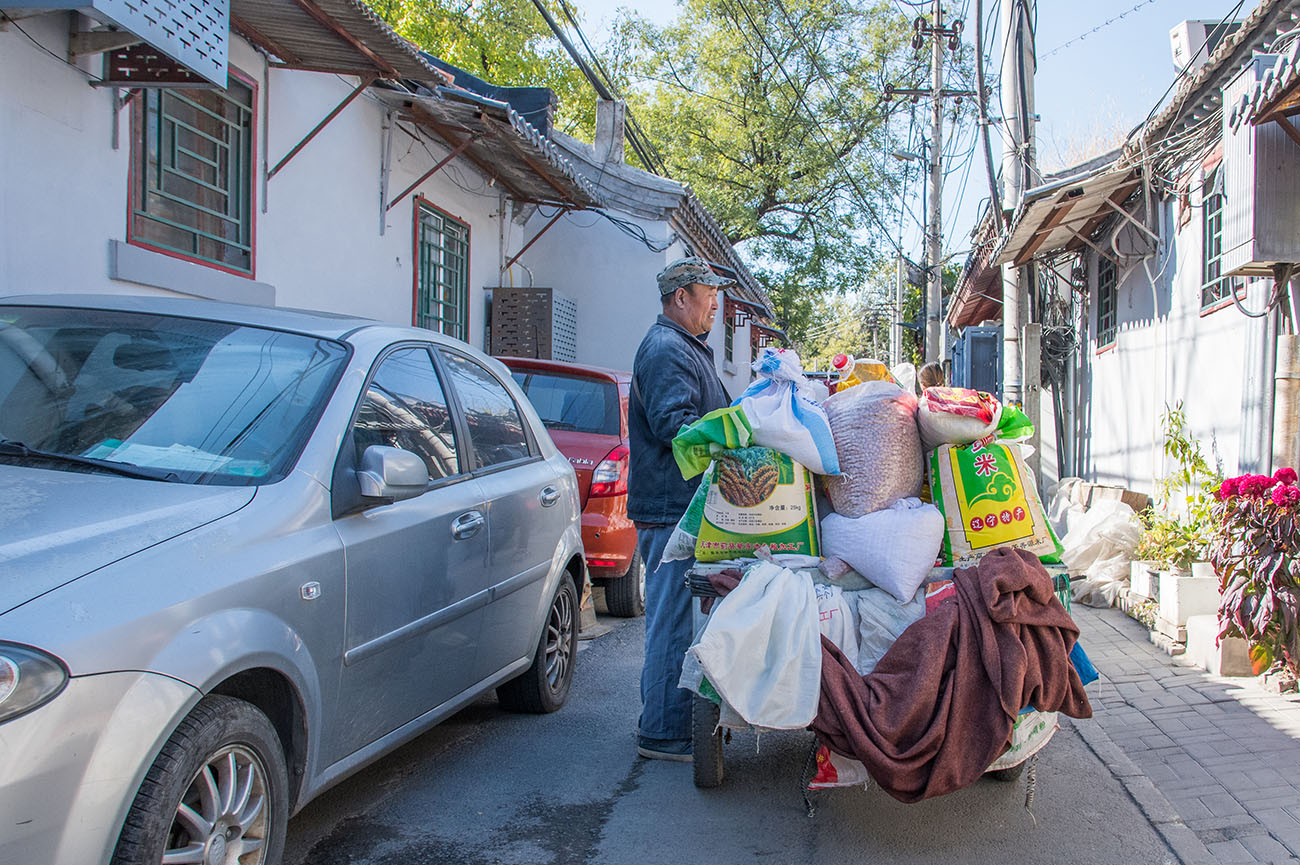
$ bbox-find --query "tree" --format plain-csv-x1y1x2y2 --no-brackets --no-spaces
619,0,925,344
362,0,604,137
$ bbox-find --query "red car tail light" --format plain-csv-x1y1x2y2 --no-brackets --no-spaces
589,444,629,497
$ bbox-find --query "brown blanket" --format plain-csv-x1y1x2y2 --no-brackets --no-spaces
810,548,1093,803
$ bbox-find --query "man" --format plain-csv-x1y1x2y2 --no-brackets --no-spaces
628,256,733,762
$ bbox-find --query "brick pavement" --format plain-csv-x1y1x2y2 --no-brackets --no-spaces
1068,604,1300,865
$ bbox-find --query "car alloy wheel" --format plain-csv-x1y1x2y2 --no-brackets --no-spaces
165,744,272,864
544,579,575,692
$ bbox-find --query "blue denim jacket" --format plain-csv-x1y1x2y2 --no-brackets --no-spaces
628,315,730,525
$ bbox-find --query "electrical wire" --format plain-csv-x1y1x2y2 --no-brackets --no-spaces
1041,0,1161,60
2,12,105,82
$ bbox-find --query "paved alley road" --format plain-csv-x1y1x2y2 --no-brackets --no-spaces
283,615,1177,865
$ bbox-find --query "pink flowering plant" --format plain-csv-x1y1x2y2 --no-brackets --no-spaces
1209,467,1300,674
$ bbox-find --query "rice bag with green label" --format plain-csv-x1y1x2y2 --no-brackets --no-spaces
929,440,1062,566
695,447,820,562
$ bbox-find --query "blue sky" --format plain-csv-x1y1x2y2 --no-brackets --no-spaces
570,0,1251,264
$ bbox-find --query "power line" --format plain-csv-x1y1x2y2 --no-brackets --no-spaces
1042,0,1161,60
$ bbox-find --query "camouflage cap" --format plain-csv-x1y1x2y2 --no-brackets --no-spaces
656,256,736,296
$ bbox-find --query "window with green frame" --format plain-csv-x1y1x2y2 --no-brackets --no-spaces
1201,166,1242,310
130,79,254,273
415,202,469,340
1097,256,1118,347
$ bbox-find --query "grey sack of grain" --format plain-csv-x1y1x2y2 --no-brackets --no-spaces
822,380,923,517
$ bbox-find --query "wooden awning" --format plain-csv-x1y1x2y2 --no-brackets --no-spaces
993,167,1142,268
371,88,603,209
231,0,450,84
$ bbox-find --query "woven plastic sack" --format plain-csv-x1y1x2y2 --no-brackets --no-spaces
822,380,923,517
917,387,1002,452
695,448,820,562
733,348,840,476
671,405,753,480
814,582,860,669
820,497,945,602
662,464,712,562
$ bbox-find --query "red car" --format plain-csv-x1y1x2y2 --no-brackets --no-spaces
503,357,644,617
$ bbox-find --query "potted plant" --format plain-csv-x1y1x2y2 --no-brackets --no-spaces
1209,468,1300,677
1136,405,1222,635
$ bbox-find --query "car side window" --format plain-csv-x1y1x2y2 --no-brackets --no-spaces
353,347,460,481
438,351,532,470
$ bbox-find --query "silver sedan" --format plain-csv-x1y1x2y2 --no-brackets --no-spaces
0,294,584,865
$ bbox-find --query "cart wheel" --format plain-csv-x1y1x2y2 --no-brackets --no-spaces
987,762,1026,782
692,695,724,788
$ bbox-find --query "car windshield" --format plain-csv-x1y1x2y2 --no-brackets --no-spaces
510,369,619,435
0,305,349,485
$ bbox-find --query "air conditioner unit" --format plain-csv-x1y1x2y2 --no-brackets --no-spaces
1170,20,1242,76
1,1,229,86
1221,55,1300,278
951,325,1002,398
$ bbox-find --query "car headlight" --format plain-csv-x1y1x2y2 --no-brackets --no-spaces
0,643,68,724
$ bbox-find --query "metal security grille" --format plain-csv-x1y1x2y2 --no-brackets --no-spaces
416,203,469,340
724,317,734,362
1097,256,1117,347
1201,168,1241,310
132,81,253,272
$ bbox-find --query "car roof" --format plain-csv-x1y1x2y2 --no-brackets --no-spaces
499,355,631,383
0,293,455,345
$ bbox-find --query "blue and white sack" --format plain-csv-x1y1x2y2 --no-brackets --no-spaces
732,348,840,476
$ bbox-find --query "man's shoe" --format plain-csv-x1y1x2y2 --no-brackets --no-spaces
636,737,693,762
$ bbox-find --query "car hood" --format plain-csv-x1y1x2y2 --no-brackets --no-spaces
0,465,256,614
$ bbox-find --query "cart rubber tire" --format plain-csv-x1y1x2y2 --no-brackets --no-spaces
987,762,1026,782
604,549,645,618
692,695,724,788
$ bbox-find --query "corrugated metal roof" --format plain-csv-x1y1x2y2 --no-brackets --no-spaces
371,87,603,209
231,0,450,84
993,167,1141,267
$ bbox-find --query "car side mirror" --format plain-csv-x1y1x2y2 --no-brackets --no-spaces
357,446,428,501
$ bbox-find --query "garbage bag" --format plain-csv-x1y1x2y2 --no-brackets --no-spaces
820,497,945,603
822,380,923,517
732,348,840,476
1062,500,1141,608
685,561,822,729
671,405,753,480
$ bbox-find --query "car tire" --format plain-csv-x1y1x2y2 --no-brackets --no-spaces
604,549,645,618
498,573,578,714
692,695,724,788
111,694,288,865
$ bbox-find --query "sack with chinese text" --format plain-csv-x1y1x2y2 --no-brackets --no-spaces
917,387,1002,452
929,440,1062,566
695,447,820,562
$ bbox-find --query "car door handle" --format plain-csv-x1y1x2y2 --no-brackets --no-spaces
540,486,560,507
451,511,485,540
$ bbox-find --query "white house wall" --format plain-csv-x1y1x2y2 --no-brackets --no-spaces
2,22,505,352
519,209,753,396
1082,185,1264,496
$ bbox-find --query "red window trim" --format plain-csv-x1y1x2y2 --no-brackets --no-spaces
411,195,472,338
124,66,260,280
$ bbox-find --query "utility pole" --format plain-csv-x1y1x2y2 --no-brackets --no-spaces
926,0,945,363
889,9,968,365
891,254,903,366
999,0,1040,484
999,0,1036,407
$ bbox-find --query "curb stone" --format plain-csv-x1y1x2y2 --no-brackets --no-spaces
1067,715,1218,865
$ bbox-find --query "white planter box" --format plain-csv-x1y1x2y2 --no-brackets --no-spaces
1185,614,1252,676
1159,568,1221,628
1129,561,1160,600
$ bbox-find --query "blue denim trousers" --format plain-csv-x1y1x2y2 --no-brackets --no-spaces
636,524,694,743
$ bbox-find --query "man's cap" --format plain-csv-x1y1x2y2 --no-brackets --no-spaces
656,256,737,296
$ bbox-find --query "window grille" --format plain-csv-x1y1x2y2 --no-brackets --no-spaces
724,316,734,362
416,202,469,341
131,80,254,273
1097,256,1117,348
1202,167,1242,310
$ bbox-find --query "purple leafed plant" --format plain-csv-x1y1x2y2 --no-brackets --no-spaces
1210,467,1300,675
